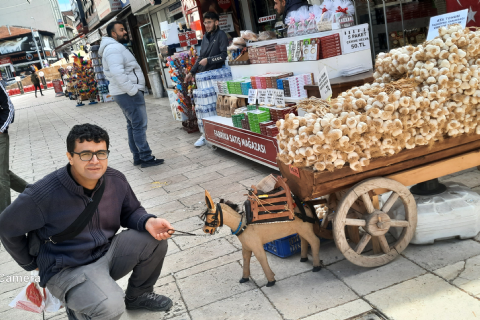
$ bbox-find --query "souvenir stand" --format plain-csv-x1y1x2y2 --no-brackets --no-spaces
90,45,111,103
71,54,98,107
166,48,199,133
203,9,373,169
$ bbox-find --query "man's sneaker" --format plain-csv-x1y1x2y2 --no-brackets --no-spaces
125,292,173,312
194,136,206,147
133,159,142,166
141,157,164,168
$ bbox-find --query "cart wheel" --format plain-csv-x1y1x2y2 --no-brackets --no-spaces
333,177,417,267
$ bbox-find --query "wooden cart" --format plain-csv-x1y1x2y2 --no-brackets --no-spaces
278,134,480,267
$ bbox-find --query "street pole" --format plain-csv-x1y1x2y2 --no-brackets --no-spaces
31,26,45,69
31,17,48,66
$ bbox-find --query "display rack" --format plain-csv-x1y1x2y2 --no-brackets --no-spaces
90,45,110,102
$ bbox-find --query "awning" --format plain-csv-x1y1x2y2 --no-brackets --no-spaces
55,34,85,52
12,60,41,67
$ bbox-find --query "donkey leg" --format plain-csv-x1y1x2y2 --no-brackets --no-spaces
300,236,309,263
240,247,252,283
253,247,276,287
300,227,322,272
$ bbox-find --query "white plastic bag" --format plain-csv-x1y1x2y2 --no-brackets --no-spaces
9,271,63,314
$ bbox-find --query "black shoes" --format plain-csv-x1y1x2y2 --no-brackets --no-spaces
125,292,173,312
133,160,142,166
141,157,164,168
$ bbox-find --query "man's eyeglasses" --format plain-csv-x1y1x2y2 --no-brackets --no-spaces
71,150,110,161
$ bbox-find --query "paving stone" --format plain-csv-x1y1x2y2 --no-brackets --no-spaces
177,262,257,310
170,216,204,233
190,289,282,320
136,186,168,201
155,208,203,224
120,281,186,320
440,171,480,188
262,269,359,320
402,239,480,271
174,251,242,280
443,255,480,298
147,201,187,217
177,192,208,207
433,261,465,281
244,253,314,288
140,185,205,209
365,273,480,320
302,299,373,320
183,161,237,179
328,256,427,296
167,239,181,256
163,172,223,193
172,225,231,250
161,238,237,277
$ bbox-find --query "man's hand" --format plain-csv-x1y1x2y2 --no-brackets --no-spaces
199,58,208,66
184,73,193,83
145,218,174,241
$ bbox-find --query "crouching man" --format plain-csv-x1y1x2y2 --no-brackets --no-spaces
0,123,174,319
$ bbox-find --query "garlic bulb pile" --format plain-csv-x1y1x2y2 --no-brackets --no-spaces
277,24,480,172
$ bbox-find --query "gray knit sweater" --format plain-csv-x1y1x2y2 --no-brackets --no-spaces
0,165,156,287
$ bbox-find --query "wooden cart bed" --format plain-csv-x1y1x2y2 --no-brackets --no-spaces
278,134,480,200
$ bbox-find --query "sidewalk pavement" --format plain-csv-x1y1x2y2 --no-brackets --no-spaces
0,91,479,320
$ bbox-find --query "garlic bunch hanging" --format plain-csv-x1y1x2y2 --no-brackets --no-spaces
277,24,480,172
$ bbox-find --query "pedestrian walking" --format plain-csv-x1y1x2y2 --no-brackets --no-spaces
31,71,44,98
0,123,174,319
184,12,228,147
99,21,164,168
0,80,28,214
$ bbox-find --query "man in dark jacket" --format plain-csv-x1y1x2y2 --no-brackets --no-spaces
185,11,228,146
274,0,310,18
0,80,28,215
0,124,175,319
31,71,44,98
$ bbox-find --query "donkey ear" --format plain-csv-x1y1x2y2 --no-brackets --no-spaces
205,190,215,210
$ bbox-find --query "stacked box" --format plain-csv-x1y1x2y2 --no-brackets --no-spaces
241,80,252,95
277,79,284,90
288,73,314,99
241,114,250,130
227,80,242,95
266,125,279,137
260,121,275,135
282,79,291,97
247,105,257,111
319,34,342,59
269,107,297,122
276,44,288,63
232,113,245,128
216,81,228,94
258,106,270,113
247,110,270,134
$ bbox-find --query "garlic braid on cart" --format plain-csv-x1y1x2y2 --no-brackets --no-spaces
277,24,480,172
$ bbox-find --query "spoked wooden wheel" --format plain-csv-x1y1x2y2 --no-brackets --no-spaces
333,177,417,267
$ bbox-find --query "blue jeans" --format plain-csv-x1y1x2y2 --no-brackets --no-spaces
113,92,154,162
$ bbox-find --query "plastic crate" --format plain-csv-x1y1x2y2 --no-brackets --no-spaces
264,234,301,258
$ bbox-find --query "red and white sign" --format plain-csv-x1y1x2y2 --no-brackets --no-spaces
219,14,234,32
218,0,231,10
204,119,279,168
179,31,198,47
258,15,276,23
0,57,12,65
446,0,478,27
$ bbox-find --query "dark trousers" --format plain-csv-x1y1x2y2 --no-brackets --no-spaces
47,229,168,320
0,133,28,214
113,91,154,162
34,84,43,96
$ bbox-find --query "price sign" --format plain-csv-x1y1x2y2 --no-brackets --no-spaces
340,23,370,55
266,89,276,106
257,89,267,105
248,89,258,105
274,89,285,107
426,9,468,41
318,67,332,100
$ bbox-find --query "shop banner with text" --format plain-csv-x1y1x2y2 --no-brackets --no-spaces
204,120,279,167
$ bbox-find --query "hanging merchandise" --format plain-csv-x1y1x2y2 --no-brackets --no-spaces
315,1,335,32
167,47,198,133
72,53,98,106
332,0,355,30
89,45,109,101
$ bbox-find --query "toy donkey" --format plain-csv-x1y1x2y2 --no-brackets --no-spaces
201,175,321,287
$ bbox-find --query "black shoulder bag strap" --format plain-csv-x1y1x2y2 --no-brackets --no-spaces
48,181,105,244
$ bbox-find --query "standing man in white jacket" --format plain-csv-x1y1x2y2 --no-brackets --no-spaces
99,21,164,168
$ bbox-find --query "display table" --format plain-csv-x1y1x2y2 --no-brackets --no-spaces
203,116,279,169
